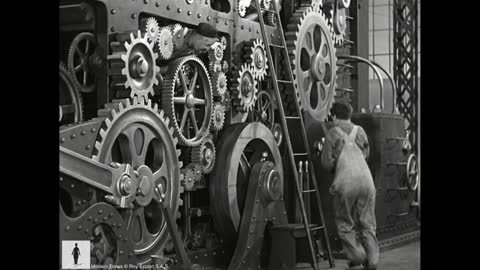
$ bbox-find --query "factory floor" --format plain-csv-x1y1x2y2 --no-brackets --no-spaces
300,241,420,270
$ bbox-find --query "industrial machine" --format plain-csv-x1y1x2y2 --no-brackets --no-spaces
59,0,420,269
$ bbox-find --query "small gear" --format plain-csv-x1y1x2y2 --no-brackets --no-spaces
244,39,268,81
67,32,97,93
232,63,257,112
211,102,226,131
171,24,185,49
211,72,227,98
262,0,271,10
330,6,346,45
191,135,216,174
181,168,196,191
157,27,174,60
265,11,277,26
220,36,227,50
144,17,160,44
209,42,224,63
238,0,251,17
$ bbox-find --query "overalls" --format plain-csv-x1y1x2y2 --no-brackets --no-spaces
330,125,379,268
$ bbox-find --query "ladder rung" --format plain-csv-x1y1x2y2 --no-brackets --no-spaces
309,225,325,231
336,87,354,92
285,116,301,120
302,189,316,193
261,8,277,13
277,79,292,84
269,43,285,49
387,162,407,166
294,152,308,156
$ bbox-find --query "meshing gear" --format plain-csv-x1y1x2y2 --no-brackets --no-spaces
220,36,227,50
112,30,160,99
286,6,337,122
238,0,251,17
191,135,216,174
144,17,160,44
211,71,227,98
92,96,183,264
171,24,185,49
208,42,224,74
181,167,196,191
161,55,213,147
68,32,97,93
157,27,174,60
244,39,268,81
211,102,226,131
262,0,271,10
232,63,257,112
327,0,349,45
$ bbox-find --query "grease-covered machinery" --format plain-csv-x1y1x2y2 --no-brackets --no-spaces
59,0,419,269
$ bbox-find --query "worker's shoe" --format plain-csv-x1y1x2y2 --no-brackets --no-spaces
347,261,363,269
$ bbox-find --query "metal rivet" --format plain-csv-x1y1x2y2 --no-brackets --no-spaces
167,5,171,10
60,138,65,143
110,9,116,14
91,128,96,133
98,210,103,215
109,213,114,217
103,216,108,221
225,21,228,25
94,219,99,223
85,229,89,233
257,30,259,34
188,11,192,16
88,216,93,221
195,256,198,260
249,27,252,32
77,225,82,231
131,13,136,19
241,25,245,30
204,254,207,257
120,250,124,255
77,201,81,206
81,130,86,135
71,134,76,139
177,8,182,13
207,16,211,21
70,184,75,188
233,23,237,27
155,2,160,7
119,234,123,239
118,223,122,228
65,226,70,231
205,0,209,4
198,14,202,18
271,33,274,37
216,18,220,23
144,0,148,4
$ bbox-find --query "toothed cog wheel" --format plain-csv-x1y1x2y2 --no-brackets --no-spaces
59,63,83,125
92,96,183,265
157,27,174,60
162,55,213,147
181,168,196,191
171,24,185,49
211,72,227,98
191,135,216,174
244,39,268,81
144,17,160,44
220,36,227,50
262,0,271,10
113,30,160,99
211,102,226,131
286,6,337,122
232,64,257,112
238,0,251,17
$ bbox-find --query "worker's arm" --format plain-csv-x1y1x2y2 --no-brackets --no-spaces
356,126,370,160
321,131,337,173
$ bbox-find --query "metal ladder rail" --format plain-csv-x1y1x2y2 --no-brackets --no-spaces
253,0,334,268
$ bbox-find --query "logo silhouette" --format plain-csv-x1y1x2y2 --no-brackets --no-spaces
72,243,81,265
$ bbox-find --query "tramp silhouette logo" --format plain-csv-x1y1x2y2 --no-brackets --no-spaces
62,240,91,269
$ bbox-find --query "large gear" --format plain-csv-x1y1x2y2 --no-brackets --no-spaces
232,63,258,112
109,30,160,99
157,27,174,60
211,71,227,98
60,63,83,125
92,96,183,265
191,135,216,174
162,55,213,147
144,17,160,44
244,39,268,81
286,6,337,122
68,32,97,93
211,102,226,131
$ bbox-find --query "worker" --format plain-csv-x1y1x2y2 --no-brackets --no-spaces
170,22,219,59
320,101,378,270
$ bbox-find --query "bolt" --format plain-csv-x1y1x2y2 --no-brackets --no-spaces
85,145,91,150
131,13,136,19
70,184,75,188
103,216,108,221
91,128,96,133
198,13,202,18
207,16,211,21
225,21,228,25
85,229,89,234
111,26,116,32
249,27,252,32
177,8,182,13
110,9,116,15
120,250,124,255
98,210,103,215
241,25,245,30
60,138,65,143
81,130,86,135
188,11,192,15
144,0,148,4
166,5,171,10
155,2,160,7
77,225,82,231
65,226,70,231
205,0,209,4
70,134,76,139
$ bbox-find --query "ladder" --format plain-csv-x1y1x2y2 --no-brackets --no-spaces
252,0,334,268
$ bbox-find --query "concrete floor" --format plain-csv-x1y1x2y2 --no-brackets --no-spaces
300,241,420,270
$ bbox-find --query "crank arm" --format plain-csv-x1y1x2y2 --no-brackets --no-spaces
60,146,132,198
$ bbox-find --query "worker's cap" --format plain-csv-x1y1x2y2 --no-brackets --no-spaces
196,23,218,38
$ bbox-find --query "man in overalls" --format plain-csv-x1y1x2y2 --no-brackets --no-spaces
321,101,379,270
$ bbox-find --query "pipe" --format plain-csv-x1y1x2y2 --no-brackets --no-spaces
337,55,384,111
370,60,397,114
